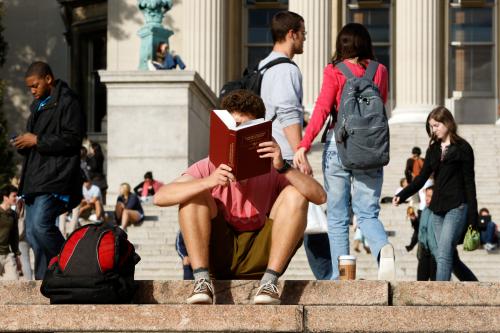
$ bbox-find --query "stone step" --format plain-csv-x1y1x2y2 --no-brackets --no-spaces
4,304,500,332
2,281,500,332
4,281,500,306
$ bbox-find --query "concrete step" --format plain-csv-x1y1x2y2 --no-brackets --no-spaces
2,281,500,332
5,304,500,332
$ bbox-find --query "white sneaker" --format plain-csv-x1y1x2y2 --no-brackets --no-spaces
378,244,395,280
253,281,281,305
186,278,214,305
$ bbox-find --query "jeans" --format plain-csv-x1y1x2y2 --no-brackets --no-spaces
323,138,389,280
25,194,66,280
303,233,332,280
432,204,473,281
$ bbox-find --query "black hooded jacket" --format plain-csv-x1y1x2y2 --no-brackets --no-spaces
18,79,85,200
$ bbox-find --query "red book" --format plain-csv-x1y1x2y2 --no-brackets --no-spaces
209,110,272,181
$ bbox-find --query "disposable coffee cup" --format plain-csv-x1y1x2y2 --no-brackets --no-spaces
338,255,356,280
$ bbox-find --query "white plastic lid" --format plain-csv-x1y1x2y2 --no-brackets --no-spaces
338,255,356,261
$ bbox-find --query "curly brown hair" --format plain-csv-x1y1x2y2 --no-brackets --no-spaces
220,89,266,120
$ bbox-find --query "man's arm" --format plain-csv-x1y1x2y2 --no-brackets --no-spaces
282,123,302,153
153,164,235,207
257,141,326,205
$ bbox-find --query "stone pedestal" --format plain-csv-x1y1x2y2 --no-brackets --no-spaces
98,70,217,202
390,0,442,124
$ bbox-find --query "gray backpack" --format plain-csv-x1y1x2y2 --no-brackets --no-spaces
333,61,390,170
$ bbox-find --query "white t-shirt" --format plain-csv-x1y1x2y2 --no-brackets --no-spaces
83,184,102,201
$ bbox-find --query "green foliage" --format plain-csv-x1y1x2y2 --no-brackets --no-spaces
0,3,16,186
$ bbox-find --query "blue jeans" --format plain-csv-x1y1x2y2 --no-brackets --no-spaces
323,138,389,280
432,204,472,281
25,194,66,280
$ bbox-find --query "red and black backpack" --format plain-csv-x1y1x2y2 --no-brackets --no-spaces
41,222,141,304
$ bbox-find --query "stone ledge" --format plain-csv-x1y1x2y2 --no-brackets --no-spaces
0,280,388,306
391,281,500,306
136,280,388,305
0,305,303,332
305,306,500,333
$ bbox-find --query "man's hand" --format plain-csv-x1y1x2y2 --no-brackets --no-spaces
392,196,400,206
293,147,312,175
205,164,235,188
12,133,37,149
257,141,284,170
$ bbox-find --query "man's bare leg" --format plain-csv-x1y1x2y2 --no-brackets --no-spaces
254,185,308,305
178,190,217,304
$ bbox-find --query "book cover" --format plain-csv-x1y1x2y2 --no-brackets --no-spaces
209,110,272,181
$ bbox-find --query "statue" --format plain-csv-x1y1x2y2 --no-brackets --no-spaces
137,0,174,70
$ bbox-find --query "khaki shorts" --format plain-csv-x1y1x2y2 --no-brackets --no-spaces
209,215,300,280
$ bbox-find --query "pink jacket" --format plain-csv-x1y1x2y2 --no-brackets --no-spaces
299,60,388,152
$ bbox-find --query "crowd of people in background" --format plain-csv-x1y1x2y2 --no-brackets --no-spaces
0,11,498,310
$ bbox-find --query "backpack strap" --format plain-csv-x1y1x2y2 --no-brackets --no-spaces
335,61,355,79
259,57,297,71
362,60,379,81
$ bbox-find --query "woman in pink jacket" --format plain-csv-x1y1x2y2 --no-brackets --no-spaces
294,23,394,280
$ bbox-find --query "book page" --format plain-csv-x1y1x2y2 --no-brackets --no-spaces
213,110,236,129
213,109,266,130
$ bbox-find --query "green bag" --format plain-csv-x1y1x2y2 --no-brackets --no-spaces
463,225,480,251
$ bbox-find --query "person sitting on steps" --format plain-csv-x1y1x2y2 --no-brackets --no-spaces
153,89,326,305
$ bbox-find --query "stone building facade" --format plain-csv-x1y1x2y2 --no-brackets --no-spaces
1,0,499,197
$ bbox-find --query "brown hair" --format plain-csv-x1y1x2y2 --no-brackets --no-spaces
220,90,266,119
479,207,490,215
271,11,304,43
426,106,463,145
331,23,375,65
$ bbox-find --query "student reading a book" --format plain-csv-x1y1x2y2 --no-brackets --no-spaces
153,90,326,305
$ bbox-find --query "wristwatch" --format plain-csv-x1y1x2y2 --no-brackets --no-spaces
276,161,292,174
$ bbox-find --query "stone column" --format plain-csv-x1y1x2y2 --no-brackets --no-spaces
390,0,442,124
288,0,332,113
182,0,226,95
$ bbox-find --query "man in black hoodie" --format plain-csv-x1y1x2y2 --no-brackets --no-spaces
12,61,85,279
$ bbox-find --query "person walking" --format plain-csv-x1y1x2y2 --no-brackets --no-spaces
293,23,395,280
12,61,85,279
259,11,331,280
393,106,478,281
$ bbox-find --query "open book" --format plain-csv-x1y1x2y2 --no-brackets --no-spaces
209,109,272,181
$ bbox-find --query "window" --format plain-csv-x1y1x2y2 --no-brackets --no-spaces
449,0,496,96
244,0,288,66
345,0,392,105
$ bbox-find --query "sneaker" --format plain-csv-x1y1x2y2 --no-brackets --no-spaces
378,244,395,280
253,281,281,305
186,278,214,304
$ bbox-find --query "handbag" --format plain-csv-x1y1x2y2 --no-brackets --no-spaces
463,225,480,251
305,203,328,234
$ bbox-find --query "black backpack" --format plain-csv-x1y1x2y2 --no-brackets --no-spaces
41,222,141,304
219,57,297,99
